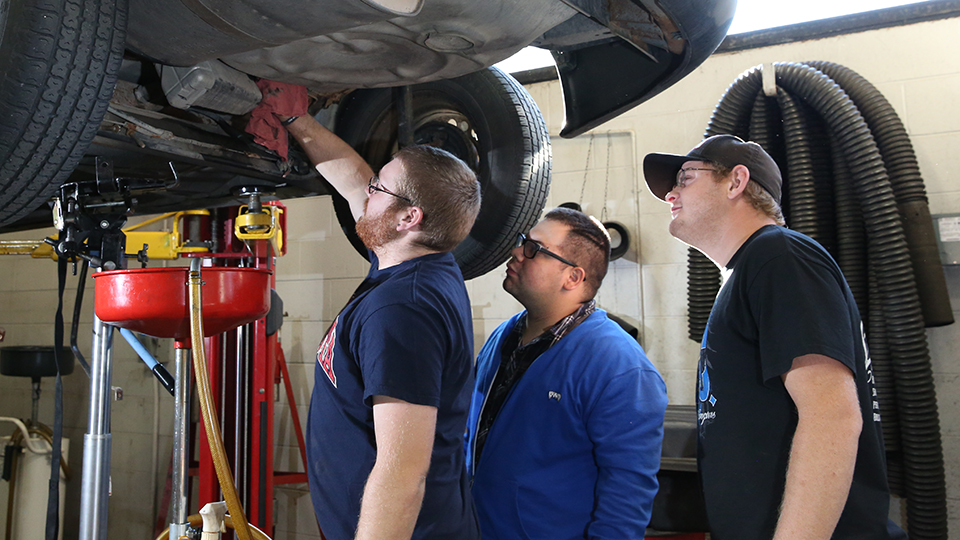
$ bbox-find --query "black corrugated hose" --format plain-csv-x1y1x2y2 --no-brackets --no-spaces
686,61,951,539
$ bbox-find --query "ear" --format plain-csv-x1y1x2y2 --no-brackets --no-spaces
726,164,751,200
562,266,586,292
396,205,424,231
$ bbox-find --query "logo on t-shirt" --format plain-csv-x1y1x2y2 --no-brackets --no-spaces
860,322,882,424
698,351,717,430
317,317,338,388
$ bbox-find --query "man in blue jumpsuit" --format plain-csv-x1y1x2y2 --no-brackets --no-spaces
466,207,668,540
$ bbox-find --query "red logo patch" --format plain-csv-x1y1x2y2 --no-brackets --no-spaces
317,318,338,388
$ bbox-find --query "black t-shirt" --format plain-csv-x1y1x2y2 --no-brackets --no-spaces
697,225,906,540
306,251,479,540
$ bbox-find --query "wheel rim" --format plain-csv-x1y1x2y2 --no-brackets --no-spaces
414,109,481,173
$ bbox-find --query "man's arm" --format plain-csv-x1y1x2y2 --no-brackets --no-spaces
775,354,862,540
354,395,437,540
586,368,668,539
283,115,372,221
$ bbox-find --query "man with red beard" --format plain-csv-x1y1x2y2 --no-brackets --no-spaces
272,104,482,540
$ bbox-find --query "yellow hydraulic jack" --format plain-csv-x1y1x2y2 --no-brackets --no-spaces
235,204,284,250
0,210,213,261
234,196,285,255
0,195,283,263
123,210,213,260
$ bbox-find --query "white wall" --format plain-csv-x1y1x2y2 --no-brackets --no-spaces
2,14,960,540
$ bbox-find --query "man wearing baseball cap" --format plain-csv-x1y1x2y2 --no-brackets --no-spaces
644,135,906,540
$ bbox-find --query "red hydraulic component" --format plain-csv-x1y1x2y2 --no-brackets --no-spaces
92,202,314,538
189,203,314,537
275,348,309,487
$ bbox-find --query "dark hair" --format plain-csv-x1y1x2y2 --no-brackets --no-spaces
710,163,785,226
543,207,611,298
394,146,482,252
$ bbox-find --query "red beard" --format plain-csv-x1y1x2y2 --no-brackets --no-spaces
356,203,402,249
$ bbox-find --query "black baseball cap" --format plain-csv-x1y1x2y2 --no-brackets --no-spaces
643,135,782,203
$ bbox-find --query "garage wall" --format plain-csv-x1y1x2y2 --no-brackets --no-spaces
2,12,960,540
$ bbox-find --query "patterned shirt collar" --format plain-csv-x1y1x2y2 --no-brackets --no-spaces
516,299,597,349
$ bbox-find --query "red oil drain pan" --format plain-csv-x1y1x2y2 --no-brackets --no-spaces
93,267,271,341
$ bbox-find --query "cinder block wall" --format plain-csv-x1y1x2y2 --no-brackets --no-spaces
2,13,959,540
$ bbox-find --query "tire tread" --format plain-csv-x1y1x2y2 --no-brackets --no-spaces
455,66,551,279
0,0,127,227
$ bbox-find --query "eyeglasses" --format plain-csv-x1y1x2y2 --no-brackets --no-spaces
675,167,718,189
516,233,578,267
367,175,412,204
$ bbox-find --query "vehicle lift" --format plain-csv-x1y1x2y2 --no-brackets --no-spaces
2,158,313,539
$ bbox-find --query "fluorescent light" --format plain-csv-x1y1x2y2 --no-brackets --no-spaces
495,47,555,74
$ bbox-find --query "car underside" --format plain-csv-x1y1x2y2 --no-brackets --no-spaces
0,0,735,276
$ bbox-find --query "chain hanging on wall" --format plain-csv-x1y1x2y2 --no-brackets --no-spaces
575,133,612,220
573,133,630,260
576,134,595,210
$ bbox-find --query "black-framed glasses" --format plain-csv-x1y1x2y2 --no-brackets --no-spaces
516,233,578,267
367,175,412,204
675,167,718,189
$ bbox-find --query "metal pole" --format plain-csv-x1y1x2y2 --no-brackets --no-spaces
394,85,415,149
234,325,248,509
169,346,192,540
79,310,114,540
31,380,40,425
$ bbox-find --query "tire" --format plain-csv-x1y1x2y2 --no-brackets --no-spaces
0,0,127,228
333,66,552,280
605,221,630,261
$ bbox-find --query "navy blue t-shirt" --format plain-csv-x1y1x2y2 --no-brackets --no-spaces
697,225,905,540
306,251,479,540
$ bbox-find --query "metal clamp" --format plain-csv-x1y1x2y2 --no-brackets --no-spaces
235,200,284,254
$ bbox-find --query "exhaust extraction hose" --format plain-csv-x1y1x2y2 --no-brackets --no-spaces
687,62,949,540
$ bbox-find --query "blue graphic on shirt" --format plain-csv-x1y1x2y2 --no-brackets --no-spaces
697,332,717,429
699,363,717,407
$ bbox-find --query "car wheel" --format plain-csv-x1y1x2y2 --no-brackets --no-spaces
332,66,552,280
0,0,127,228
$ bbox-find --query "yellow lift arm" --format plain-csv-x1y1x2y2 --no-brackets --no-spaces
1,206,284,260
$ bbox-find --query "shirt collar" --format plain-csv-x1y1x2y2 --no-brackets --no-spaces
515,299,597,349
